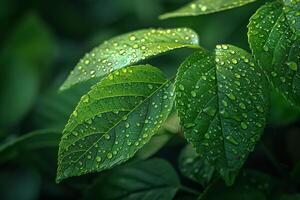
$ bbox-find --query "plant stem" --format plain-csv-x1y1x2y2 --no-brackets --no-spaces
260,142,285,177
180,185,200,195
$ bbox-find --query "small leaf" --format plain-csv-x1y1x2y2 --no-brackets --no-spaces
159,0,257,20
248,1,300,108
179,145,215,186
84,158,180,200
175,45,268,184
0,129,60,162
60,28,199,91
57,65,174,182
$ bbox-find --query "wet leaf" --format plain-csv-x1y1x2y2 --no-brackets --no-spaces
248,1,300,108
84,159,180,200
60,28,199,91
0,129,60,162
179,145,215,186
159,0,257,19
283,0,300,36
57,65,174,182
175,45,268,185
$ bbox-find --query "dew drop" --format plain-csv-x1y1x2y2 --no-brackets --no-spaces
96,156,102,162
191,91,197,97
179,84,185,91
241,122,248,130
107,153,113,159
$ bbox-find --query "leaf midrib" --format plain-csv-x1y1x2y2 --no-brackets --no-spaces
59,79,171,164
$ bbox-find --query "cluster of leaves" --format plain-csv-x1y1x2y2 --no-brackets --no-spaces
1,0,299,199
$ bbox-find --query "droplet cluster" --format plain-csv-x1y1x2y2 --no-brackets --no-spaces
175,45,268,178
248,1,300,107
60,28,199,90
57,65,174,181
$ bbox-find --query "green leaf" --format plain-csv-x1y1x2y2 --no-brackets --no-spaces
60,28,199,91
175,45,268,185
159,0,257,20
179,144,215,186
198,170,275,200
84,158,180,200
57,65,174,182
0,129,60,162
248,1,300,108
283,0,300,36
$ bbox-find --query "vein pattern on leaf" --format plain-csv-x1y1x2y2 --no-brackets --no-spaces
84,159,180,200
175,45,268,184
60,28,199,91
248,1,300,108
57,65,174,182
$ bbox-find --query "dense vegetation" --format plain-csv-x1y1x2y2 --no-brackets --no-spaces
0,0,300,199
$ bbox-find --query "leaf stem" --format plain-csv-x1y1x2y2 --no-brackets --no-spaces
180,185,199,195
260,142,284,177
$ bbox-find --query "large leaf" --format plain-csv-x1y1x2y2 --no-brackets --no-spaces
84,159,180,200
175,45,268,184
0,129,60,162
159,0,257,20
248,1,300,108
57,65,174,182
60,28,199,91
179,144,215,186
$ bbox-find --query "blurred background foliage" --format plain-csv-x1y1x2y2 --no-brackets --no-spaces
0,0,300,199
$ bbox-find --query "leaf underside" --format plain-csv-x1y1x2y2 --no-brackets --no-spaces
57,65,174,182
248,1,300,108
159,0,257,19
84,159,180,200
60,28,199,91
175,45,268,184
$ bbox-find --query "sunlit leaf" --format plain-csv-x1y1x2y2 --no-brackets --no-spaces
60,28,199,91
248,1,300,108
179,145,215,186
159,0,257,19
175,45,268,185
84,159,180,200
57,65,174,182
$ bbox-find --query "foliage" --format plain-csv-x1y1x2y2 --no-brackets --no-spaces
1,0,300,199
